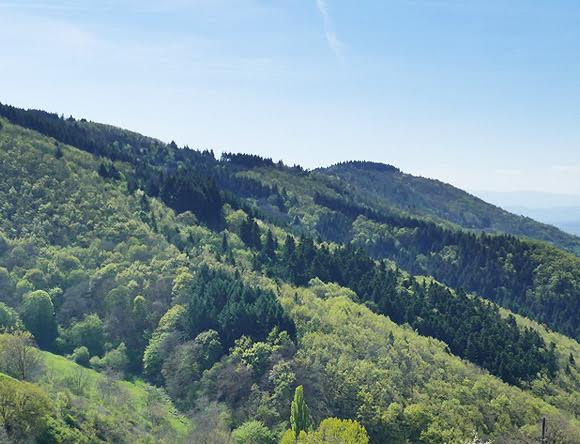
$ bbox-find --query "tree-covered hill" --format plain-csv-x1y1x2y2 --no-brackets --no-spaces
276,279,580,443
318,161,580,255
0,105,579,443
1,104,578,342
242,167,580,341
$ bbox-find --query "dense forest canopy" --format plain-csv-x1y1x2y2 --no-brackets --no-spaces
320,160,580,255
0,104,578,443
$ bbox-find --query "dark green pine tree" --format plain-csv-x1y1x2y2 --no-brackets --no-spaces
55,143,63,159
221,232,229,254
98,162,109,178
240,216,261,249
283,234,296,259
263,229,277,259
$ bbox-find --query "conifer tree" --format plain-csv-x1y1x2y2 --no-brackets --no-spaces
264,229,276,259
221,232,229,254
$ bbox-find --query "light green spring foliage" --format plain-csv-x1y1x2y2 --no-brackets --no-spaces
245,163,580,254
21,290,58,348
498,307,580,417
143,304,187,382
0,121,202,441
232,420,276,444
0,331,44,381
279,281,580,443
1,119,580,442
306,418,369,444
40,349,190,442
60,313,105,356
90,342,129,375
0,332,190,442
71,345,90,366
0,301,20,330
0,373,53,442
280,418,369,444
291,385,312,438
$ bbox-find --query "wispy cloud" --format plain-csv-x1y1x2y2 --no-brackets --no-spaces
0,1,116,12
314,0,343,62
551,165,580,174
0,12,99,54
495,168,522,176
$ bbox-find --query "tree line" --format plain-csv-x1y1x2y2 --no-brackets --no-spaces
232,221,559,385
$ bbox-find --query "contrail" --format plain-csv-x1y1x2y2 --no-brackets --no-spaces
314,0,344,62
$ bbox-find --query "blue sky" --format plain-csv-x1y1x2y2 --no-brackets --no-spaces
1,0,579,193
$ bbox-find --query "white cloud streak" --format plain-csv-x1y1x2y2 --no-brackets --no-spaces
314,0,343,62
494,168,522,176
551,165,580,174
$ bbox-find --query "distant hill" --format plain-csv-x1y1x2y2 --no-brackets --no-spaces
499,206,580,237
318,161,580,255
474,190,580,236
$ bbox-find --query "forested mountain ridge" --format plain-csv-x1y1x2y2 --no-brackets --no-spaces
242,166,580,341
0,105,579,443
318,161,580,255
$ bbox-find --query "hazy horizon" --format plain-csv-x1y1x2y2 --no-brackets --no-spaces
472,189,580,236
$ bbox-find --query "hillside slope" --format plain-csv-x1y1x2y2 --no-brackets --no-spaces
0,106,578,341
244,166,580,340
277,279,580,442
318,161,580,255
0,109,579,443
0,107,578,339
0,345,189,443
3,102,579,253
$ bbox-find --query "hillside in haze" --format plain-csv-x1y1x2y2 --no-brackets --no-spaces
0,104,578,443
474,191,580,237
318,162,580,255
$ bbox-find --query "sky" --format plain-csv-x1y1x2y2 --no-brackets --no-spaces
0,0,579,194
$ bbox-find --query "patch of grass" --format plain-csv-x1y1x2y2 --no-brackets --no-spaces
40,352,191,440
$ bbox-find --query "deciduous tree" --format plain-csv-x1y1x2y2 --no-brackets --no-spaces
290,385,312,438
20,290,57,349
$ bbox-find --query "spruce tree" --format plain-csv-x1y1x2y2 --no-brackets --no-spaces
98,163,109,178
221,232,229,254
264,229,276,258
